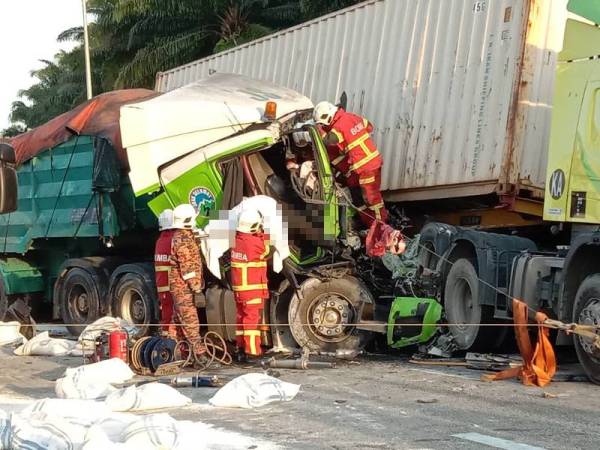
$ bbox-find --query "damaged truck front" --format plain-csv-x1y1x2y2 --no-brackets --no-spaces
121,74,429,354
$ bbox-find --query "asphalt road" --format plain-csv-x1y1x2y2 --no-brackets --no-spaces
0,348,598,449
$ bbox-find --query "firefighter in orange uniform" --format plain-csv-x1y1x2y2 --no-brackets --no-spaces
314,101,388,226
170,204,206,359
231,209,270,361
154,209,177,338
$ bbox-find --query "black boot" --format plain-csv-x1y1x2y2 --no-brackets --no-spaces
234,348,248,364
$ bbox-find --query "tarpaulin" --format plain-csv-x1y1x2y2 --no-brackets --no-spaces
9,89,157,169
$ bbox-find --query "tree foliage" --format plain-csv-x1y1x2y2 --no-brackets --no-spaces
6,0,361,131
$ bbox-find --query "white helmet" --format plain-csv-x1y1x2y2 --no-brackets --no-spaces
237,209,264,234
158,209,174,231
172,204,197,230
313,101,338,126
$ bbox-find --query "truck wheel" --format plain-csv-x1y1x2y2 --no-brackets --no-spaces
60,268,101,336
112,273,156,337
573,274,600,384
444,258,494,350
288,276,372,354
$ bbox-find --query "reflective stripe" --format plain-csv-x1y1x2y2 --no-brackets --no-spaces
363,118,369,128
231,261,267,268
371,202,385,209
346,133,370,150
233,284,268,292
155,266,171,272
235,330,244,336
182,272,196,281
246,298,263,305
357,205,367,211
359,176,375,185
157,286,170,293
243,330,261,337
350,149,380,171
332,154,346,165
331,129,344,144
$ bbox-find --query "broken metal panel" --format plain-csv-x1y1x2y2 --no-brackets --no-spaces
156,0,567,202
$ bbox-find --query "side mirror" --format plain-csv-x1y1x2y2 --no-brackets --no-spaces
0,143,17,214
337,92,348,110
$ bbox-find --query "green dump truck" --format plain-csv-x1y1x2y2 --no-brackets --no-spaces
0,90,162,335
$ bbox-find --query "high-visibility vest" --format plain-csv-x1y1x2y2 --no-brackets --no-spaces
154,230,175,294
231,231,269,302
328,109,382,175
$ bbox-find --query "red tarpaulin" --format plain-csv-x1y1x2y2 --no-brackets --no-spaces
9,89,157,170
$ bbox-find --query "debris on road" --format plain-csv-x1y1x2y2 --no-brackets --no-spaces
209,373,300,409
416,398,439,404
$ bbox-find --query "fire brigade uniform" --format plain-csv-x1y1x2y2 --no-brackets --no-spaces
169,228,204,354
231,230,270,357
324,109,388,226
154,228,177,338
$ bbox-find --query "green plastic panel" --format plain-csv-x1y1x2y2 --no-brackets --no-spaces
0,257,44,294
568,0,600,25
387,297,442,348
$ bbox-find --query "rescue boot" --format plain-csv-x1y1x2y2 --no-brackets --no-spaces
234,348,248,364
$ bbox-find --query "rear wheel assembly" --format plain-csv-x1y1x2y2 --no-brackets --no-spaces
59,268,102,336
111,272,156,337
444,258,499,351
573,274,600,384
288,276,372,353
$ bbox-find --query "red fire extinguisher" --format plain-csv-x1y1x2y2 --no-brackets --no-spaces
109,329,129,363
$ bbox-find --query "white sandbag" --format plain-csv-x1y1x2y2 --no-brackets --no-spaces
105,383,191,412
56,358,134,399
85,413,139,444
121,414,181,448
14,331,77,356
10,413,88,450
0,321,25,347
21,399,111,423
175,420,276,450
56,376,117,400
209,373,300,409
0,409,11,450
76,316,136,351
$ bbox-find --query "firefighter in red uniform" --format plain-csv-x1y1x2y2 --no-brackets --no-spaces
313,101,388,226
154,209,177,338
231,209,270,361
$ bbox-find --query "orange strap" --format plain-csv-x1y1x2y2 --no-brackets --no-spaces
482,299,556,387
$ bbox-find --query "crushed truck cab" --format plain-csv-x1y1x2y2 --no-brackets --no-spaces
121,74,434,353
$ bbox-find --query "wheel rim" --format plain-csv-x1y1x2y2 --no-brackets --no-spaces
307,292,355,343
120,288,147,325
578,298,600,361
68,284,89,322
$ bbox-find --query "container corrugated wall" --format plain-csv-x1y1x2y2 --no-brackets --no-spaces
156,0,565,201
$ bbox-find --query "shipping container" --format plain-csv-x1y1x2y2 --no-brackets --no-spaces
155,0,567,203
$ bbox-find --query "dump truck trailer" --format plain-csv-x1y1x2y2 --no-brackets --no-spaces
0,90,161,335
153,0,600,382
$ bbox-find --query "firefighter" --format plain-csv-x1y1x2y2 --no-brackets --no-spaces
313,101,388,226
170,204,205,358
154,209,177,338
231,208,270,361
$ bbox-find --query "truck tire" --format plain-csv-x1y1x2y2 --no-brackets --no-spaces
59,268,101,336
572,274,600,384
288,276,372,354
111,272,157,337
444,258,495,350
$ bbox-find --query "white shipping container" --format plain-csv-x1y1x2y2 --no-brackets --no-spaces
155,0,568,202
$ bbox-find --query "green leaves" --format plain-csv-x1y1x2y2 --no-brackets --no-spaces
4,0,362,133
